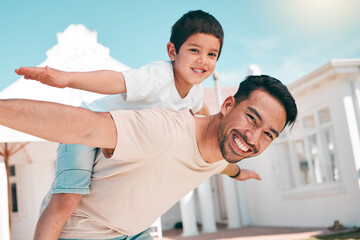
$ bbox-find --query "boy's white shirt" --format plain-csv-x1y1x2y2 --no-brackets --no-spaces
81,60,204,113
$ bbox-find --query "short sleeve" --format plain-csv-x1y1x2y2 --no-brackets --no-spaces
107,108,176,161
122,61,173,103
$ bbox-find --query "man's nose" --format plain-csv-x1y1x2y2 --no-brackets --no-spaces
245,129,260,152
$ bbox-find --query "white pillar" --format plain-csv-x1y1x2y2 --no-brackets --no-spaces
342,81,360,188
0,162,10,240
197,179,217,233
221,175,241,228
236,182,251,226
180,191,199,236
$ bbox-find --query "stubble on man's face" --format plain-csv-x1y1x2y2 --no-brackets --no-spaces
217,89,286,164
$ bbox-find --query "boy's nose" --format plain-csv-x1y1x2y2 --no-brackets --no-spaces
197,54,207,64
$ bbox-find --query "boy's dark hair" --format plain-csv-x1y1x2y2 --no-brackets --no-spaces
234,75,298,129
170,10,224,60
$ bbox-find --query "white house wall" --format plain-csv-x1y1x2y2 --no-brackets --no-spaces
9,142,57,240
239,74,360,228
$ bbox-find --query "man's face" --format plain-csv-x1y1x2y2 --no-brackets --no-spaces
170,33,220,87
217,89,286,163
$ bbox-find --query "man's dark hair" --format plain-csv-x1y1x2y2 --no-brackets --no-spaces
170,10,224,60
234,75,298,129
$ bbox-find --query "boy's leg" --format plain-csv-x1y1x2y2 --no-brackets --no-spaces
34,193,81,240
34,143,98,240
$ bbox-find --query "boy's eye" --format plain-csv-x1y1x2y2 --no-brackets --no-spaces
209,53,217,58
190,49,199,53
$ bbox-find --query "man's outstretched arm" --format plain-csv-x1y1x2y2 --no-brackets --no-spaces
0,99,116,149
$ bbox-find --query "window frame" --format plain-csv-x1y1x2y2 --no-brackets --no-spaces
275,105,342,193
9,163,25,220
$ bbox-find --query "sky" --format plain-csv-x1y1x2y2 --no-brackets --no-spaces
1,0,360,91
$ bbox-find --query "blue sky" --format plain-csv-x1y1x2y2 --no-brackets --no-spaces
1,0,359,90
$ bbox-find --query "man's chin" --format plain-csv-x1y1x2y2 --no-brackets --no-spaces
223,156,245,164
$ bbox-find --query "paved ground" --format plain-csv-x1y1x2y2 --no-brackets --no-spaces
157,225,343,240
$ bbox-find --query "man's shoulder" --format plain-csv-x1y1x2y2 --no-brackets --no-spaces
110,107,192,126
136,107,192,121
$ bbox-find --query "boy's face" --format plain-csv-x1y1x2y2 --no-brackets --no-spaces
169,33,220,88
217,89,286,163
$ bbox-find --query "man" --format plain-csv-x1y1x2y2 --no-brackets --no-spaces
0,75,297,239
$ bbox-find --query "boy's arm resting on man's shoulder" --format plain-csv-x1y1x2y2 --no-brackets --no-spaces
15,66,127,95
221,163,262,181
0,99,117,149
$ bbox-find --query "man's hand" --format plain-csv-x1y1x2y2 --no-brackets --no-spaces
221,164,262,181
233,168,262,181
15,66,69,88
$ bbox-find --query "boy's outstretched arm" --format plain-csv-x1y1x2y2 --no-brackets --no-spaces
221,163,262,181
0,99,116,148
15,66,126,94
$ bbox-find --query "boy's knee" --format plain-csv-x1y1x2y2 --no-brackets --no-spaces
49,193,82,212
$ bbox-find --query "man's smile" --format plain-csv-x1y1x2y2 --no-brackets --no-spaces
232,133,250,154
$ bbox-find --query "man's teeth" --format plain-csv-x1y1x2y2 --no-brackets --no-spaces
234,136,249,152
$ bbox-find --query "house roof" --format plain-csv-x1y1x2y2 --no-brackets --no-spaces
288,58,360,95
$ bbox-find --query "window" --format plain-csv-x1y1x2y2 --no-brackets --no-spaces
276,107,340,189
294,140,310,185
9,164,22,216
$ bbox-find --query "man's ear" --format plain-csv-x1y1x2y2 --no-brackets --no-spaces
220,96,236,116
167,42,176,61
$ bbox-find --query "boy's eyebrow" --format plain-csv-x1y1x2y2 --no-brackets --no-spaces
248,107,280,137
188,43,219,52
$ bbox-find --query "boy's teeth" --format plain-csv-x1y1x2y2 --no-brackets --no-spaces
193,68,204,73
233,136,249,152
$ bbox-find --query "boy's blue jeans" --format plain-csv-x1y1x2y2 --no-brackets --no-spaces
52,143,98,195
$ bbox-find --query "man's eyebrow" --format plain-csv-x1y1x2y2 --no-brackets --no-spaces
248,107,280,138
270,128,280,138
248,107,262,122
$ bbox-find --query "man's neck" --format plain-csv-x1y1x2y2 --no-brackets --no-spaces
194,113,224,163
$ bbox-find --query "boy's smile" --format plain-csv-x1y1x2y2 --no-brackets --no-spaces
168,32,220,98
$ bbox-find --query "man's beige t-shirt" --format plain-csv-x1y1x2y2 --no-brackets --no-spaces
60,108,228,239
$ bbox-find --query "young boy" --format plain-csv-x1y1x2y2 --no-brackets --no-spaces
16,10,226,240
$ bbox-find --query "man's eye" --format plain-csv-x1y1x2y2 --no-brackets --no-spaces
247,114,256,124
265,132,273,140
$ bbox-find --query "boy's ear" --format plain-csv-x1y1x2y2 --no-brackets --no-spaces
167,42,176,61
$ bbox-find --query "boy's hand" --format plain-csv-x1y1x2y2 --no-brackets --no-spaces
15,66,69,88
234,168,262,181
